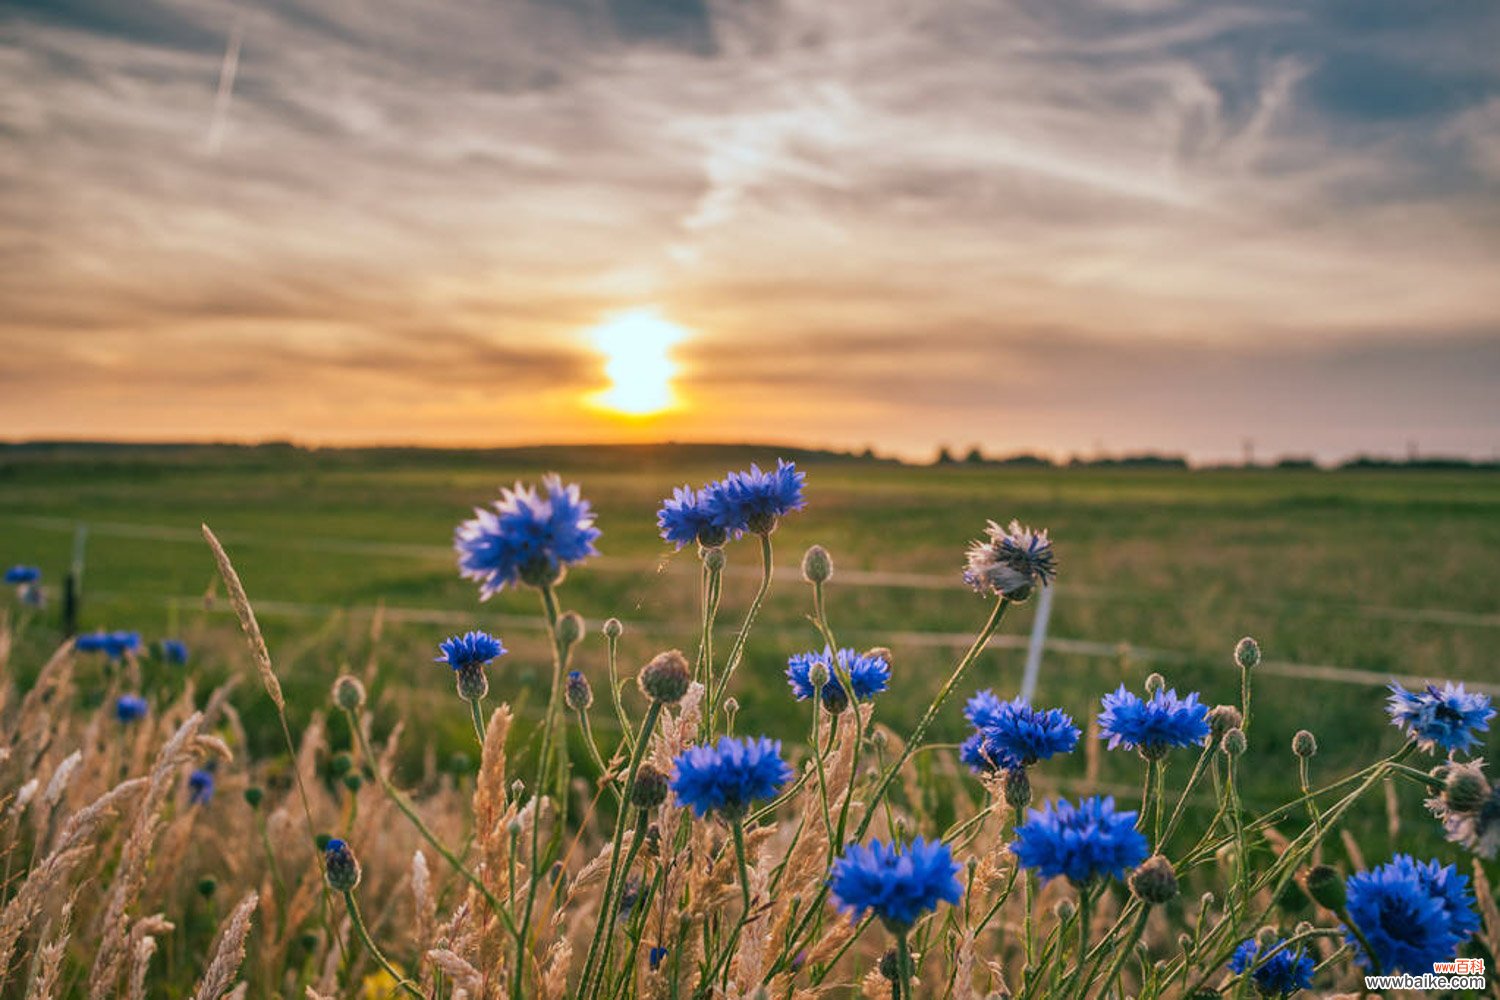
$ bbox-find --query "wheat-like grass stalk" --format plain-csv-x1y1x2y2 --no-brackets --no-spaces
192,892,260,1000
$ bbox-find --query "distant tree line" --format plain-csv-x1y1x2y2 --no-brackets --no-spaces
931,445,1500,471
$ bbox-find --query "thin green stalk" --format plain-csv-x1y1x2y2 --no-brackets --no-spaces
1298,754,1321,841
895,931,913,1000
697,817,758,995
1093,905,1149,998
514,582,571,999
346,710,517,936
709,532,774,721
810,699,836,849
763,596,1012,984
855,596,1009,842
468,697,487,751
605,627,634,757
1159,743,1215,846
343,889,422,999
577,700,664,998
1063,889,1092,1000
1239,662,1253,734
576,707,622,807
591,810,652,1000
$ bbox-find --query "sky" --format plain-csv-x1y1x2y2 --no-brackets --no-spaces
2,0,1498,463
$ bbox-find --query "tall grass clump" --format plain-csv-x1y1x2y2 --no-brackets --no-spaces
0,466,1496,998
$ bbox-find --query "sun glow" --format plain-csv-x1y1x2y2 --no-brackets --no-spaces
587,310,689,417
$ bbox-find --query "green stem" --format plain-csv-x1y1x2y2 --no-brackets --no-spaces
513,582,571,999
577,707,623,807
762,596,1011,984
855,596,1009,841
468,697,487,751
578,700,664,999
605,627,634,757
709,532,774,723
343,889,423,999
1240,664,1252,734
345,709,517,937
896,931,913,1000
697,817,758,995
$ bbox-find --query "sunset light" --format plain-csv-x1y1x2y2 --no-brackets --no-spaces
588,310,689,417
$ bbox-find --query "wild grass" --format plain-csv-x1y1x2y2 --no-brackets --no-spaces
0,452,1496,997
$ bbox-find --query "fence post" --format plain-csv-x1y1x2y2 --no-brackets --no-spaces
1019,583,1055,703
62,522,87,636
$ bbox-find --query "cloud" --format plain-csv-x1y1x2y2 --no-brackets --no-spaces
0,0,1496,459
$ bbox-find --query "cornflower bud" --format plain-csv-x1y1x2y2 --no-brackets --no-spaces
638,650,691,705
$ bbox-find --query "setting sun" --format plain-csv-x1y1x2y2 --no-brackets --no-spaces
587,310,689,417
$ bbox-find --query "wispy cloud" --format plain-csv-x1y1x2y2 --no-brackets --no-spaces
1,0,1496,459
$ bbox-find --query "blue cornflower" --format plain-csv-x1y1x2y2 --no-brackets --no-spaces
960,690,1079,773
160,639,189,665
1344,854,1479,973
1011,795,1148,885
1098,685,1210,759
437,631,507,669
105,631,141,659
5,565,40,585
115,694,149,723
77,630,141,659
670,736,793,819
455,475,600,597
188,768,215,805
657,485,725,550
648,946,669,971
829,837,963,932
702,460,806,537
963,520,1055,600
786,647,890,712
1386,681,1493,756
1230,937,1315,997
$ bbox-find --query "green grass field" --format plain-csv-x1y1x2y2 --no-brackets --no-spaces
3,443,1497,857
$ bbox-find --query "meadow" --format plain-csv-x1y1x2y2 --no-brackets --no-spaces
0,443,1496,997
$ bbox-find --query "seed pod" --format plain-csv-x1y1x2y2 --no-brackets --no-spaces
638,650,691,704
801,544,833,584
1303,864,1346,911
630,764,670,809
1129,854,1179,905
557,611,585,648
333,675,366,712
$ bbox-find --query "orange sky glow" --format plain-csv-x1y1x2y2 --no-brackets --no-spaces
2,1,1498,463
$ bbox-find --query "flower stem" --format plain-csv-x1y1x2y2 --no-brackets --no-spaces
855,596,1009,842
709,532,774,723
896,931,913,1000
468,697,487,752
344,707,516,936
343,889,422,999
578,700,664,998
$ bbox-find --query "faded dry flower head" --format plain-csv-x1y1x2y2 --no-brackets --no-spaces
963,519,1055,601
